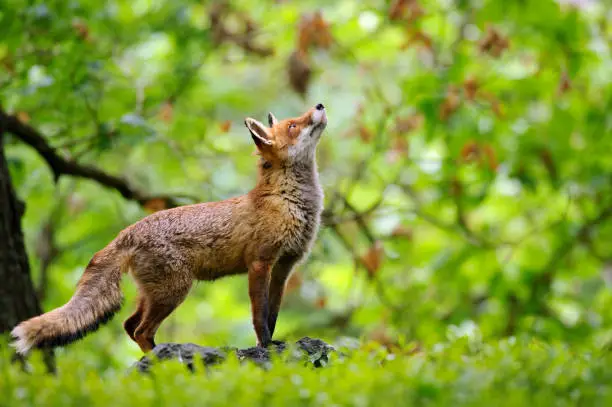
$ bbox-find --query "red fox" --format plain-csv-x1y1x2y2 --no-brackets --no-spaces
11,104,327,354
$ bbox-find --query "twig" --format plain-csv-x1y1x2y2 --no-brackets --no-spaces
322,195,384,227
328,224,401,311
531,204,612,301
0,107,196,208
335,193,377,244
209,2,273,58
397,182,487,246
35,214,60,302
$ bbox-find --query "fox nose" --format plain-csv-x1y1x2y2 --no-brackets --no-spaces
315,103,325,110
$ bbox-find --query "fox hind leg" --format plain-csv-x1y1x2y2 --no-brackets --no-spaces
123,296,145,342
132,282,192,353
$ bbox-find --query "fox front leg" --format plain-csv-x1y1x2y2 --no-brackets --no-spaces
267,254,300,338
248,259,273,347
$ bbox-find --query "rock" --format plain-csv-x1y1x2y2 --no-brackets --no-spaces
133,343,226,373
232,339,286,366
296,336,335,367
133,337,334,372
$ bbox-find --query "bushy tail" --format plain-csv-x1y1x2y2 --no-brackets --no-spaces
11,247,125,355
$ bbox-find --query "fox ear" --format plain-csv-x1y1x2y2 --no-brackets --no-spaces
245,118,273,148
267,112,278,127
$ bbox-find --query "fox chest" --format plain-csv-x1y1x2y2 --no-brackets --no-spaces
273,196,322,256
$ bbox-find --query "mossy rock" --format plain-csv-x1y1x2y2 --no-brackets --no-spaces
133,337,334,372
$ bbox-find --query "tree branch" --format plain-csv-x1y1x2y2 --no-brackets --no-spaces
532,204,612,298
328,223,401,312
210,2,274,58
1,107,193,208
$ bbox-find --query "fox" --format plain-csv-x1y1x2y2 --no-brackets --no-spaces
11,103,327,354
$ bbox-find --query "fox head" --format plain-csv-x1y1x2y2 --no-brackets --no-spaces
244,103,327,167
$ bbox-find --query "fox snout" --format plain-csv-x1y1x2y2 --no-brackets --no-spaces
311,103,327,127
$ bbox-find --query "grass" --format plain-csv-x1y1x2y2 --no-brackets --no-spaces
1,336,611,407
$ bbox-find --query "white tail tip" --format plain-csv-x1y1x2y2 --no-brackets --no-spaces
10,325,33,355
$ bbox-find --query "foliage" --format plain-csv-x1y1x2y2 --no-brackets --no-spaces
2,335,612,407
1,0,612,399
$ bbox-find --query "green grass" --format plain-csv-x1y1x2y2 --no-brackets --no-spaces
1,336,611,406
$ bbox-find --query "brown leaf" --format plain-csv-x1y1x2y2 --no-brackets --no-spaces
401,342,423,356
287,50,312,96
491,99,503,118
368,324,398,350
393,136,409,154
558,71,571,94
460,140,480,162
72,19,91,42
297,11,333,53
360,241,384,279
391,225,413,239
463,76,479,101
410,3,425,22
16,111,30,123
479,26,509,58
495,37,510,57
386,136,409,163
209,2,273,57
143,198,167,213
284,271,303,295
1,55,15,74
312,11,333,49
394,113,423,134
389,0,423,23
219,120,232,133
483,144,498,171
403,30,433,51
359,125,373,143
482,92,504,118
389,0,409,20
539,148,557,181
459,141,498,170
159,101,173,122
297,14,314,53
315,296,327,309
439,85,461,121
450,177,463,197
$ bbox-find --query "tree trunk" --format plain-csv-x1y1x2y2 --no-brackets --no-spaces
0,125,54,371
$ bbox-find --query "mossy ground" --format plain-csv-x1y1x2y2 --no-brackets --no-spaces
2,336,611,407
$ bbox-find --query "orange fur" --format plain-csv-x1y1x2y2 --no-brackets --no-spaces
11,104,327,354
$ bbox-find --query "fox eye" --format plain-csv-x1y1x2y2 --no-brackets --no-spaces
288,123,297,130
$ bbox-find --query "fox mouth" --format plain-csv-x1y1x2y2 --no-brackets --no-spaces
310,121,326,137
314,119,327,129
310,113,327,134
308,103,327,137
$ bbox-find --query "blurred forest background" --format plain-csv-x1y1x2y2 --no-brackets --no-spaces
2,0,612,373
